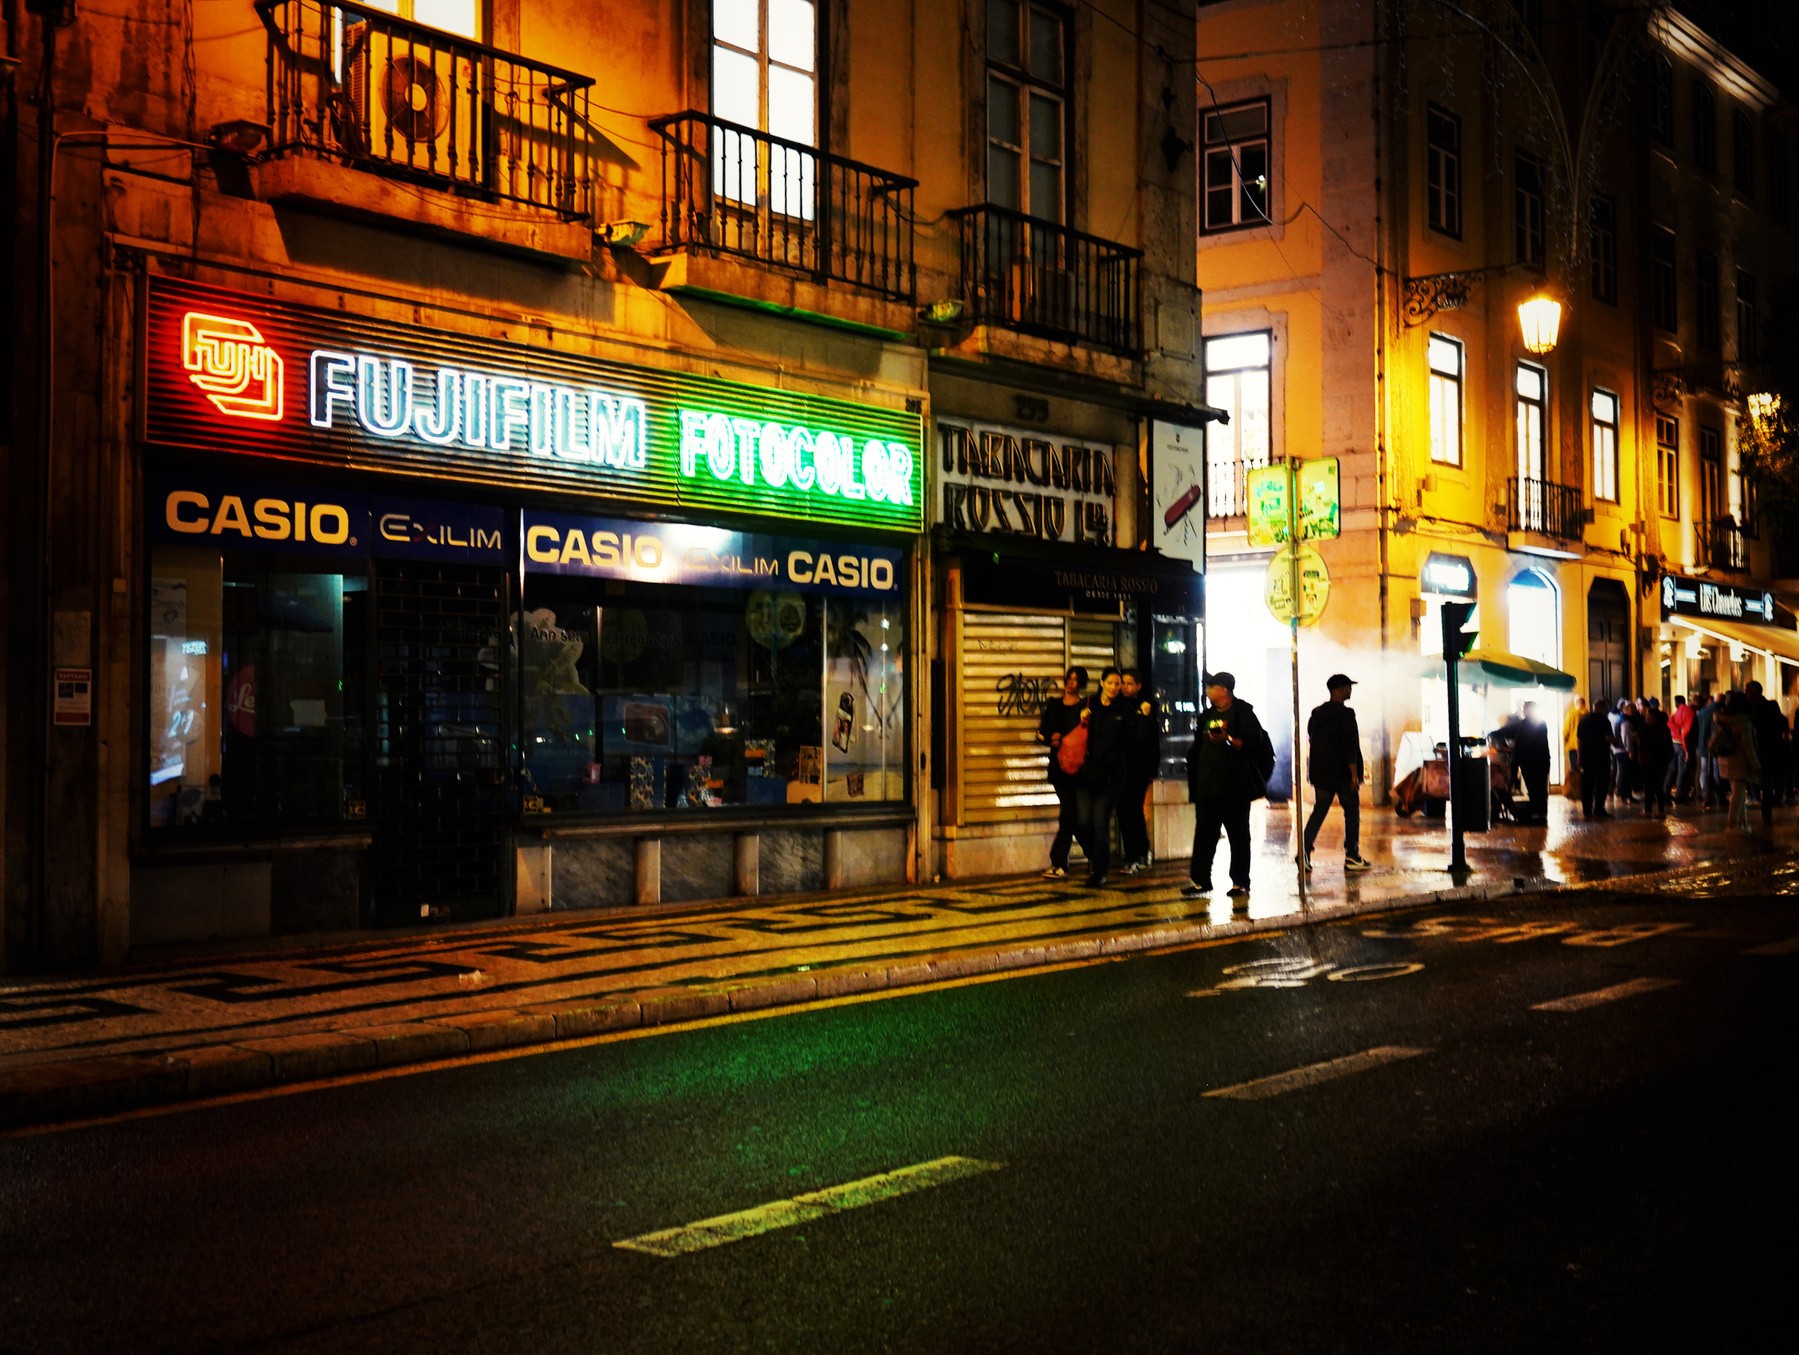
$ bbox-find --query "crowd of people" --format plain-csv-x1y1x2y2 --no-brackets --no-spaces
1566,682,1792,832
1035,665,1162,888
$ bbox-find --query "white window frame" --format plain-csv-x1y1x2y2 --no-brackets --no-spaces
986,0,1068,223
1591,388,1620,503
1428,334,1464,467
712,0,819,216
1203,99,1271,233
1204,331,1273,518
1516,362,1547,484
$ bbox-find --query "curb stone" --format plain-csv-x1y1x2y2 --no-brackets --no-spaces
0,862,1749,1132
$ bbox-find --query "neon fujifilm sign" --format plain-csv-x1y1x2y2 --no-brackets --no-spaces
144,277,926,533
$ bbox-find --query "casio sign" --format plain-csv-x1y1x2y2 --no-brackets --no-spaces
163,490,354,545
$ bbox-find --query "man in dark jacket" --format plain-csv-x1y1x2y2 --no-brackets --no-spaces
1182,672,1275,900
1745,681,1788,823
1576,697,1614,820
1511,700,1552,825
1301,674,1370,871
1074,667,1131,887
1116,669,1159,873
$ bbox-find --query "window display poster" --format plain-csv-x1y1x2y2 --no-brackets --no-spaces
1151,421,1208,564
53,668,92,726
823,597,906,801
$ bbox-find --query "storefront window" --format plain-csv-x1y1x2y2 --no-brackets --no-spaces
1152,616,1200,780
149,546,367,829
519,578,906,812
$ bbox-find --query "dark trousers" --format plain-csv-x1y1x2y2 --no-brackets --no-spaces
1191,794,1252,889
1761,751,1787,822
1579,746,1611,817
1612,752,1634,802
1074,783,1120,878
1302,780,1360,857
1049,775,1078,870
1642,757,1673,813
1519,764,1548,822
1118,769,1153,864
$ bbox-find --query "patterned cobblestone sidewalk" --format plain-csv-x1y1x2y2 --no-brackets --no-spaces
3,798,1794,1129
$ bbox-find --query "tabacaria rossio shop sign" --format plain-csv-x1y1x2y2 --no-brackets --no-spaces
141,276,925,533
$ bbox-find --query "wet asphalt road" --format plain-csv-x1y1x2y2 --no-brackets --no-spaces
3,878,1796,1354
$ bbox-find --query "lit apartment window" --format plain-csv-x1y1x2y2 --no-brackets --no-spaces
1516,362,1547,484
1204,332,1272,517
1656,415,1680,519
1693,80,1717,174
987,0,1067,223
713,0,819,214
1652,227,1678,331
1203,100,1271,232
1649,54,1674,147
1733,108,1756,197
1515,151,1545,266
1591,389,1619,503
1428,334,1463,467
1770,128,1789,226
1737,270,1759,363
1427,106,1461,238
1697,250,1720,351
1590,194,1617,305
366,0,480,38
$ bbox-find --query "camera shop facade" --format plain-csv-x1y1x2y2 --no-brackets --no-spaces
134,276,924,947
928,405,1204,880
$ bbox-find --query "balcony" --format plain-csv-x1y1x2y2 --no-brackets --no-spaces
257,0,596,256
648,111,917,325
1507,477,1585,541
1697,517,1750,572
948,204,1142,356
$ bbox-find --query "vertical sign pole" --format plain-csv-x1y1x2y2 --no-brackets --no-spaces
1289,459,1307,911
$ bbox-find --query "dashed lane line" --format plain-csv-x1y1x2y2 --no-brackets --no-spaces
612,1156,1004,1257
1745,935,1799,957
1531,977,1682,1012
1202,1046,1431,1101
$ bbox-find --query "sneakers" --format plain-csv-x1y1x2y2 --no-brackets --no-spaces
1040,866,1067,879
1344,855,1373,872
1227,884,1251,898
1302,857,1315,874
1084,873,1108,888
1180,881,1212,898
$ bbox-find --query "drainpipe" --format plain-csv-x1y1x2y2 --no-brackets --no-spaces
28,4,57,970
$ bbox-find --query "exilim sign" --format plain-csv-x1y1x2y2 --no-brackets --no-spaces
144,277,924,533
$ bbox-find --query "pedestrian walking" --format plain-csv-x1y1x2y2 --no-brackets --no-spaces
1639,706,1675,815
1512,700,1552,825
1611,700,1641,806
1116,669,1159,873
1182,672,1275,901
1301,674,1370,872
1037,666,1088,879
1576,698,1614,820
1073,667,1130,887
1667,694,1693,802
1711,692,1761,832
1745,681,1788,824
1692,693,1719,808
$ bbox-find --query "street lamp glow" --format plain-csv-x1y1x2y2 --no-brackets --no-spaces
1517,294,1563,354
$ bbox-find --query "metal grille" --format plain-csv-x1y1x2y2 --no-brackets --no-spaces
948,204,1142,354
1507,476,1584,539
955,612,1118,826
370,561,508,922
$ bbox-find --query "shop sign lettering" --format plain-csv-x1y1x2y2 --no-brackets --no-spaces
144,277,925,534
1660,573,1784,628
522,511,902,598
933,421,1116,545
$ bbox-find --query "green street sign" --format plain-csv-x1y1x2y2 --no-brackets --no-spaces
1246,458,1340,547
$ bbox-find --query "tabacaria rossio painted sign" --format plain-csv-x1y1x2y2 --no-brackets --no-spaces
142,276,924,533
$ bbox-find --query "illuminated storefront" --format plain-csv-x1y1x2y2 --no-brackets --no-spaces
138,278,924,935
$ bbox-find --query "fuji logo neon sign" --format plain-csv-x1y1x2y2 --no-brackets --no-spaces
181,312,284,421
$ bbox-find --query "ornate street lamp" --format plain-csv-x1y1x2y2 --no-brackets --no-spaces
1517,293,1563,354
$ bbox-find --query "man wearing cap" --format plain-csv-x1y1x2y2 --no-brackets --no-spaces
1182,672,1275,900
1302,675,1372,872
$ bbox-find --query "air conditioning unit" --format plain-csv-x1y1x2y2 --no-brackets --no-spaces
343,22,475,184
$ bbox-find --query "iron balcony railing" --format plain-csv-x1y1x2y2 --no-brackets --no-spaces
1507,476,1585,539
649,111,917,304
1698,516,1750,572
258,0,596,220
948,204,1142,355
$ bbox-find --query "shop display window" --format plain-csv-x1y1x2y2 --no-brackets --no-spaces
148,546,367,829
520,578,906,812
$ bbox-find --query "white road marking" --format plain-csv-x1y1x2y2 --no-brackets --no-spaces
1203,1045,1430,1101
1745,935,1799,957
612,1155,1003,1257
1531,977,1681,1012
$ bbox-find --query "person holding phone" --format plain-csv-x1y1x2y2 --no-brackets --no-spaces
1037,666,1088,878
1182,672,1274,901
1074,667,1131,887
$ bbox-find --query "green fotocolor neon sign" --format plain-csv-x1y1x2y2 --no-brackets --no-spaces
143,278,926,534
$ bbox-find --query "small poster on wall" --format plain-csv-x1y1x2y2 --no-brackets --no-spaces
1151,421,1208,565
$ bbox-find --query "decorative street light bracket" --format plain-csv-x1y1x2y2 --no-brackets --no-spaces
1402,263,1527,327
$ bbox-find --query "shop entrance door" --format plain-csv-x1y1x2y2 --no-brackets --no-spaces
1587,579,1630,705
368,560,509,925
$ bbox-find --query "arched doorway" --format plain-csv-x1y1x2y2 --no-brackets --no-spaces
1509,569,1564,780
1587,578,1631,704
